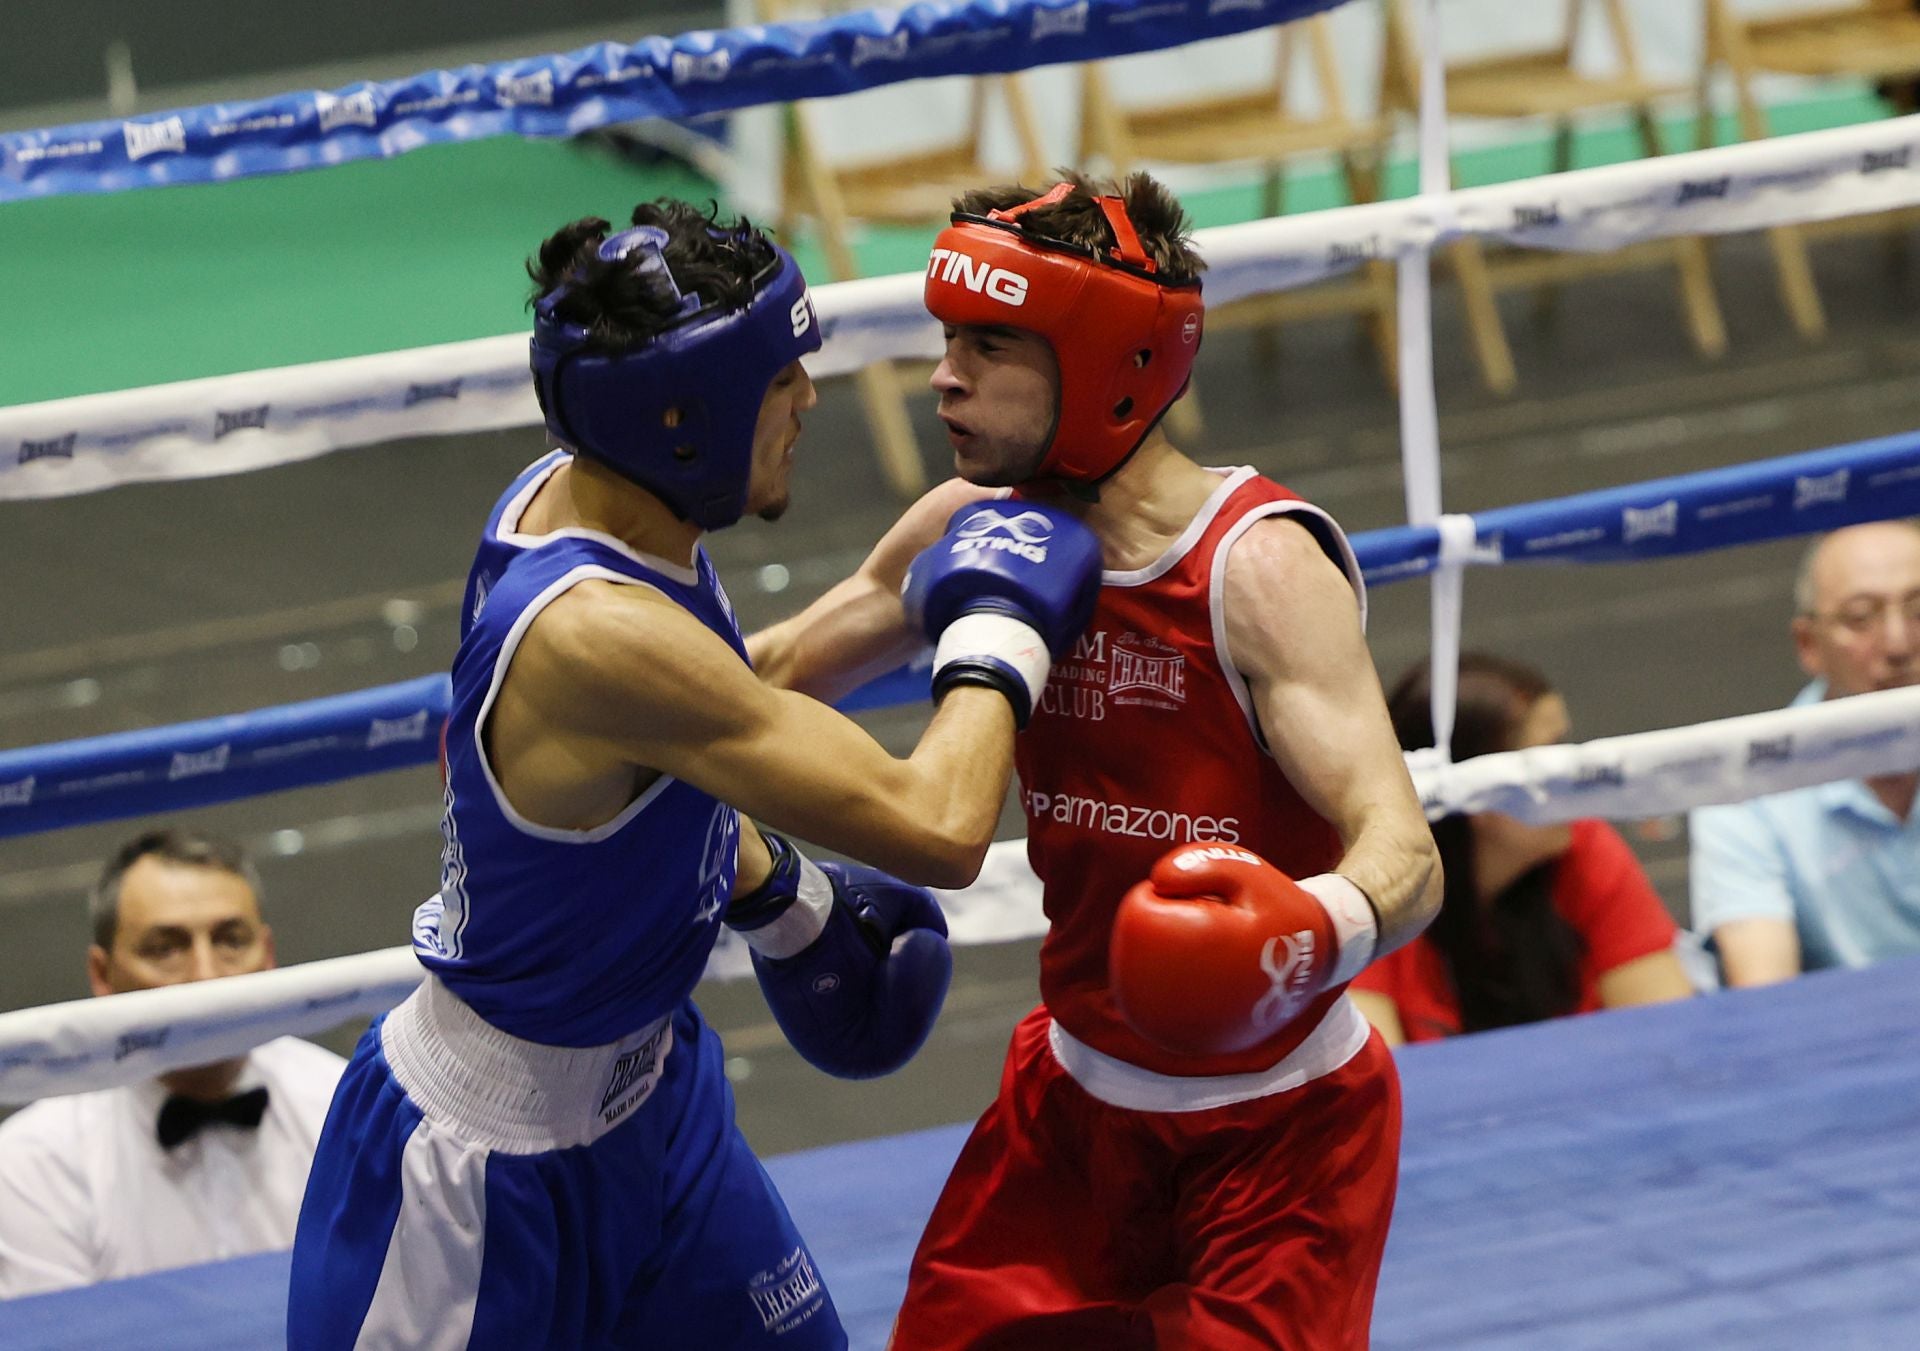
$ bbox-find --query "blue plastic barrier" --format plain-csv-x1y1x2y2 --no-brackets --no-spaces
1,0,1344,203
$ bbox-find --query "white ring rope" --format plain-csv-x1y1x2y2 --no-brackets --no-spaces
3,115,1917,501
7,103,1919,1103
0,947,422,1105
7,685,1916,1105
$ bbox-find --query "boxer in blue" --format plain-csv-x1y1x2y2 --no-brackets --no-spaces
286,201,1102,1349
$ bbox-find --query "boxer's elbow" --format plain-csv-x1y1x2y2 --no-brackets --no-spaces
903,824,991,892
1407,831,1444,931
882,808,992,891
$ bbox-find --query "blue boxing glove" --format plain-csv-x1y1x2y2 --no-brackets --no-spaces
726,831,952,1080
901,501,1102,727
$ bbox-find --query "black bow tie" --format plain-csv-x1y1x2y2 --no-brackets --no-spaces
156,1086,270,1150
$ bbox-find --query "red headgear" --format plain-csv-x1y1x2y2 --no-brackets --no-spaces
924,183,1204,484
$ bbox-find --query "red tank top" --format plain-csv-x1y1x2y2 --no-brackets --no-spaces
1016,467,1362,1078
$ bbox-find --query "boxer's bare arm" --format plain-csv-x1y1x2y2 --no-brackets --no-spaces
749,477,992,701
504,579,1013,888
1223,517,1442,953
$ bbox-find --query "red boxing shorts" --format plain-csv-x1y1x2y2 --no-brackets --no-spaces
891,1005,1400,1351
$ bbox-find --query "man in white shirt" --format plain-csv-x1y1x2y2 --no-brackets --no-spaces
0,829,345,1297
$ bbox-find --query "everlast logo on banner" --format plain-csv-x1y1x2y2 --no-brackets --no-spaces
1511,203,1561,229
123,116,187,161
366,709,431,748
1328,236,1380,266
0,776,35,807
1572,763,1625,790
115,1027,170,1061
169,744,232,780
18,432,77,464
1747,736,1793,767
1861,147,1912,175
1677,177,1731,205
1793,468,1849,510
214,405,270,439
404,380,463,406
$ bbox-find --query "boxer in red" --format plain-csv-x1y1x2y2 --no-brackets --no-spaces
748,172,1443,1349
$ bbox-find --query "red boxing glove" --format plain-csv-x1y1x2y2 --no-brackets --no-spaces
1110,843,1380,1058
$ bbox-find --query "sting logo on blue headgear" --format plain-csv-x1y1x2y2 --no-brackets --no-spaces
529,224,821,530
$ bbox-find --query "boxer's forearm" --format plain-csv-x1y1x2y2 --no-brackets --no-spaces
748,582,924,702
1331,820,1441,957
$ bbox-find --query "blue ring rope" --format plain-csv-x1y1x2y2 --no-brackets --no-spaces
3,428,1916,838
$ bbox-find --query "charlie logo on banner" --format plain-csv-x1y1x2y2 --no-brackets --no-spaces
497,70,555,107
316,90,379,133
1032,1,1090,40
123,116,187,162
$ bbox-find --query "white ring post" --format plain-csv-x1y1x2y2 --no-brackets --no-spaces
1395,0,1463,760
1430,513,1481,757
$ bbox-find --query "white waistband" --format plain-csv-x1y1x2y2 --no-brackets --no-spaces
1047,995,1371,1113
381,975,674,1153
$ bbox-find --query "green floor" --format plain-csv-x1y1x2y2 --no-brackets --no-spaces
0,87,1889,407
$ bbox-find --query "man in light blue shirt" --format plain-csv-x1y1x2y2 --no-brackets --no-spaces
1690,521,1920,985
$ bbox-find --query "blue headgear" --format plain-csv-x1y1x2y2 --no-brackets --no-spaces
529,225,821,530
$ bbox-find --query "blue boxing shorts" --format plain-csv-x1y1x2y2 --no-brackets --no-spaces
288,976,844,1350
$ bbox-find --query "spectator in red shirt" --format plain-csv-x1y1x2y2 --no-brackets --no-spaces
1351,653,1693,1046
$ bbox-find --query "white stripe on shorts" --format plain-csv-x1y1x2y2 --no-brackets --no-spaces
356,1119,488,1350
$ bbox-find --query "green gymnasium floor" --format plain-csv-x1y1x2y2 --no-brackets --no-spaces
0,89,1889,406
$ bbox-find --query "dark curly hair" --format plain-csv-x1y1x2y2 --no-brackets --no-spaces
526,199,779,351
951,169,1205,283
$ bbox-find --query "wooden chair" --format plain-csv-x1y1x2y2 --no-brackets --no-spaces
1699,0,1920,339
1076,17,1402,393
761,0,1050,497
1382,0,1730,394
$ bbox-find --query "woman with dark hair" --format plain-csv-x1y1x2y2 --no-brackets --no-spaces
1350,653,1693,1046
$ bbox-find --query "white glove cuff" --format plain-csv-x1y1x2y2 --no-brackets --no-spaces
737,852,835,960
1299,873,1379,986
932,613,1051,713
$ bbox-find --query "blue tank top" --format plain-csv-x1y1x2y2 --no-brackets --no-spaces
414,491,744,1047
459,449,569,644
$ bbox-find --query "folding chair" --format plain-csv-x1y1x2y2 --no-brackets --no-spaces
1078,16,1402,394
1699,0,1920,338
1383,0,1730,393
763,0,1050,495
